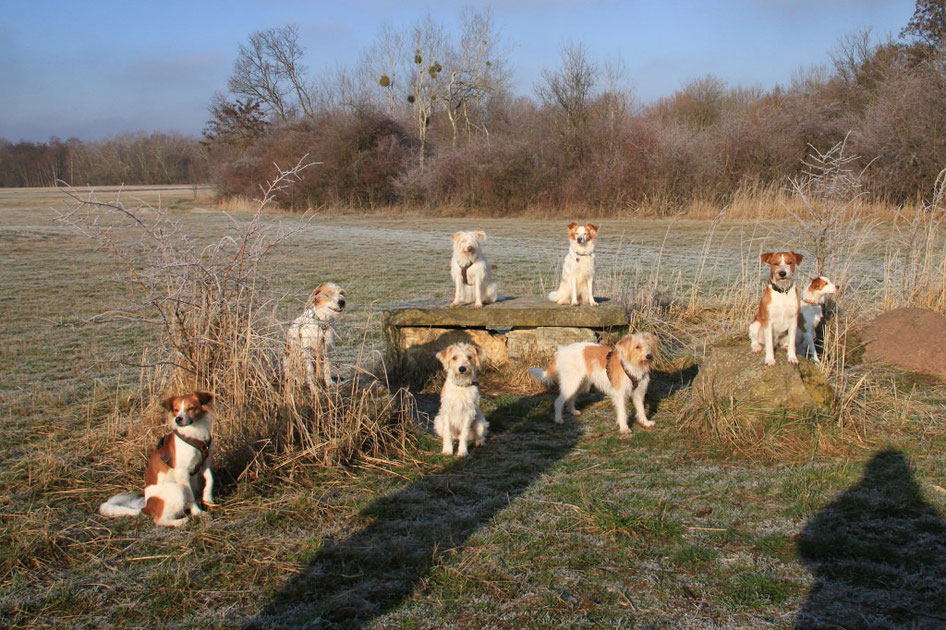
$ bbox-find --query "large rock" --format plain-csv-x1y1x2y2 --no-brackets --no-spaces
693,343,833,411
861,307,946,379
383,296,627,328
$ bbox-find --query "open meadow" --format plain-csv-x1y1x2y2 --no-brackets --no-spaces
2,185,946,628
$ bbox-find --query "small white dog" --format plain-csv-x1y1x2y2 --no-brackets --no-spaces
433,342,488,457
449,231,498,308
749,251,803,366
530,333,658,434
548,222,599,306
99,391,215,527
796,275,837,363
286,282,347,389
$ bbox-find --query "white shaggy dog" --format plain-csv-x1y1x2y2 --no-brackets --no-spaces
433,342,489,457
99,392,215,527
449,231,498,308
796,275,837,363
548,222,599,306
749,251,803,366
530,333,658,434
286,282,347,389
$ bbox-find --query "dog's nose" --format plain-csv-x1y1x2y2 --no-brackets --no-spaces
465,246,474,253
778,270,787,277
458,366,467,373
338,299,346,308
174,416,185,426
646,353,653,361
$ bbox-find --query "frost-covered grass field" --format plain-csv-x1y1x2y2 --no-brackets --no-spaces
2,186,946,628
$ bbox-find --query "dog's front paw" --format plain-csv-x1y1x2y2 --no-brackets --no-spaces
449,300,458,308
474,438,485,447
554,417,565,425
570,300,580,307
788,355,799,365
619,427,632,435
571,409,582,417
764,356,776,366
751,343,762,353
638,419,655,428
456,449,468,457
589,301,599,307
473,302,483,309
441,447,453,455
189,506,204,517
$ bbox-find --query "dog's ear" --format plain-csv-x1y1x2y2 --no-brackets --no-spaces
566,221,578,232
436,347,452,368
472,344,486,368
760,252,774,264
643,332,659,358
160,396,179,412
791,251,803,265
586,223,599,237
474,231,486,241
451,232,461,243
195,391,214,407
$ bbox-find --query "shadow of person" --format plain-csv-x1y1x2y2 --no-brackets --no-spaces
245,393,579,629
795,449,946,629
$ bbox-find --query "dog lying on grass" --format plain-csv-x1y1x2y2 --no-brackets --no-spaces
548,222,599,306
449,231,498,308
433,342,488,456
530,333,658,434
99,391,215,527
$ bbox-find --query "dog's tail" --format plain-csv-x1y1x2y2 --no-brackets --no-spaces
528,357,557,386
98,493,146,518
487,282,498,303
547,280,567,303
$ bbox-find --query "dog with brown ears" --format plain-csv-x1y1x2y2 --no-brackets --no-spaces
433,342,489,457
99,391,215,527
530,333,658,434
749,251,803,366
548,222,599,306
286,282,347,389
796,275,838,363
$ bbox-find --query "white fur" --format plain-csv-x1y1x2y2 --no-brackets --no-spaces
796,276,837,363
530,334,657,434
99,394,214,527
549,223,598,306
286,282,346,389
449,231,498,308
749,252,802,366
433,343,488,457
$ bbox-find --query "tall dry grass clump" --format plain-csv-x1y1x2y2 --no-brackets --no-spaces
56,160,416,479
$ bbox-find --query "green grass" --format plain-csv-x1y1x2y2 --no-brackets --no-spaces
2,188,946,627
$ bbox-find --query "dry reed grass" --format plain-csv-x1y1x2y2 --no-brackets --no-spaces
55,161,418,482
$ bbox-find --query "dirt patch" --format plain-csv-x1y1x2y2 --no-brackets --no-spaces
861,307,946,378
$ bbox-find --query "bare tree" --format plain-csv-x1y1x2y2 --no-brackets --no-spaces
407,15,447,166
536,43,598,131
228,25,314,120
361,23,407,117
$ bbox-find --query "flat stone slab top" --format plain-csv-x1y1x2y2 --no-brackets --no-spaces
383,296,628,329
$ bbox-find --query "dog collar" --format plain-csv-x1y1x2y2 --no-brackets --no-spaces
574,251,593,256
605,347,640,390
802,298,821,306
770,281,794,294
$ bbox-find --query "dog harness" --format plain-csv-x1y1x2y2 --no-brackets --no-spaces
156,431,212,476
459,261,474,285
604,347,640,390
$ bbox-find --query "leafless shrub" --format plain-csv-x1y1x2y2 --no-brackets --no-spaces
55,159,416,477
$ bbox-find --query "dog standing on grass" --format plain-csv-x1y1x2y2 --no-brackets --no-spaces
433,342,488,456
548,222,599,306
99,391,215,527
796,275,837,363
530,333,658,434
286,282,347,389
749,251,803,366
449,231,498,308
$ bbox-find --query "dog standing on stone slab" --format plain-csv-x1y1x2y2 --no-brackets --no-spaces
449,231,498,308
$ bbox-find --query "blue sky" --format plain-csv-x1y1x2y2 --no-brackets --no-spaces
0,0,914,141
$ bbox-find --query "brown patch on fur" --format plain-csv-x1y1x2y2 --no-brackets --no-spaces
586,223,599,239
546,355,558,381
142,496,164,520
145,433,175,486
566,222,578,238
808,277,827,291
583,344,610,375
754,287,773,327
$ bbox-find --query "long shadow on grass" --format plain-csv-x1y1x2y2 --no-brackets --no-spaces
795,449,946,629
246,393,579,629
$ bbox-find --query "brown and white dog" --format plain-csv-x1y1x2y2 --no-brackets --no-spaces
749,251,803,366
548,222,599,306
796,275,837,363
449,231,498,308
530,333,658,434
99,392,215,527
433,342,488,456
286,282,347,389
